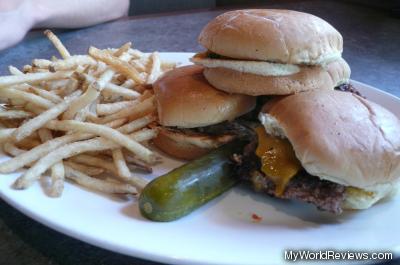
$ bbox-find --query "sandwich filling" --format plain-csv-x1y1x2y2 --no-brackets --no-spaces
191,52,300,76
233,126,347,214
161,121,252,149
233,84,365,214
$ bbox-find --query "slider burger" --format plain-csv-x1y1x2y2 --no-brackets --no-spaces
191,9,351,95
236,90,400,213
153,65,256,160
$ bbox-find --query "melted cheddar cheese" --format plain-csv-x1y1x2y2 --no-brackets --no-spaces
255,127,301,196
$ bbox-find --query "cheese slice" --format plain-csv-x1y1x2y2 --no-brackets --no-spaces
255,127,301,196
191,53,300,77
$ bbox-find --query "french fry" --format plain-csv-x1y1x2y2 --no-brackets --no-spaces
15,137,42,149
128,48,145,58
90,62,107,77
45,78,71,91
3,142,26,157
113,42,132,57
63,65,117,120
11,90,81,142
8,66,24,75
13,138,106,189
112,148,148,191
127,128,158,143
96,100,138,115
49,161,65,197
62,82,100,120
0,88,55,109
24,102,46,115
73,105,90,122
102,82,140,99
70,154,118,175
0,110,33,119
112,148,131,179
13,83,30,91
104,118,127,129
23,65,33,73
0,128,15,143
38,128,65,198
29,86,62,103
12,128,157,189
0,132,92,173
45,120,154,162
123,152,152,173
121,79,135,89
99,95,154,123
117,114,155,134
44,30,71,59
33,56,97,71
97,68,115,88
129,60,146,72
80,73,140,99
62,78,80,96
64,161,104,176
147,52,161,84
88,47,144,84
64,166,137,194
0,71,73,88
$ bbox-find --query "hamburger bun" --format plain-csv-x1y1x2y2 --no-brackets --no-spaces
259,90,400,209
153,65,256,128
153,65,255,160
200,58,350,96
153,127,234,160
199,9,343,65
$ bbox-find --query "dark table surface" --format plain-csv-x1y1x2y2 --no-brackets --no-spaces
0,1,399,265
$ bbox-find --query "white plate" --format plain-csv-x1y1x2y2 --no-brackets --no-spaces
0,53,399,265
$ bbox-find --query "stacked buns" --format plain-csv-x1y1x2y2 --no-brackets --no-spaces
154,9,400,212
191,9,350,95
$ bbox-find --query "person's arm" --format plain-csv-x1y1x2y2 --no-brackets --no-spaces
34,0,130,28
0,0,129,51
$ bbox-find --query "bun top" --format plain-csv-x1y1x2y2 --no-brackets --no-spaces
199,9,343,65
260,90,400,189
154,65,256,128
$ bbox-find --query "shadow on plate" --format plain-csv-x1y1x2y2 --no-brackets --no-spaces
204,183,362,229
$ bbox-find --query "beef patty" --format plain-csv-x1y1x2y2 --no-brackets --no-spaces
233,142,346,214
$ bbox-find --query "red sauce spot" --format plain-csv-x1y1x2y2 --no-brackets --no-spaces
251,213,262,222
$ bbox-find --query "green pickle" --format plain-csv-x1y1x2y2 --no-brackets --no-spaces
139,141,246,221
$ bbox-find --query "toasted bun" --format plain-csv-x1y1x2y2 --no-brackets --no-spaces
199,9,343,65
259,90,400,208
153,65,256,128
202,58,350,96
153,127,234,160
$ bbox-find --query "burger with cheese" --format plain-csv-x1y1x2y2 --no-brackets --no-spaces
191,9,351,95
235,89,400,213
153,65,256,160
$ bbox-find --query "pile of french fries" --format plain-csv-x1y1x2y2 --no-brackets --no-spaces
0,30,175,197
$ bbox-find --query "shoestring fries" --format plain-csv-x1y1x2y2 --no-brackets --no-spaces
0,30,176,197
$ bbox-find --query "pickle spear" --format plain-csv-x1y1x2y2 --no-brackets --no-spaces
139,141,246,222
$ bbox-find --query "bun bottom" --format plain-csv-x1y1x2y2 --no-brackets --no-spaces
203,58,350,96
153,128,213,160
343,184,398,210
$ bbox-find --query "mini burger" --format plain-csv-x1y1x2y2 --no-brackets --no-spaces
153,65,256,160
191,9,351,95
236,90,400,213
